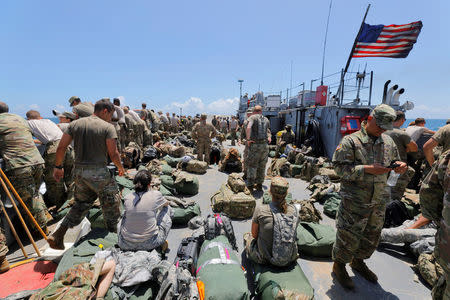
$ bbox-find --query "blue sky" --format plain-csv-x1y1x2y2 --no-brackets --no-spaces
0,0,448,118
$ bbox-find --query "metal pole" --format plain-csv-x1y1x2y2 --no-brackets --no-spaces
301,82,305,106
321,0,333,85
369,71,373,106
343,4,371,74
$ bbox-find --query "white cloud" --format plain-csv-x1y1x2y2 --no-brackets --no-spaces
408,104,450,119
55,104,66,111
29,104,39,110
163,97,239,116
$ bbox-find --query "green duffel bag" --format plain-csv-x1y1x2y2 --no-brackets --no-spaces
159,184,174,197
172,203,201,225
160,174,176,190
196,236,250,300
173,171,199,196
161,164,173,176
296,222,336,257
254,263,314,300
268,150,276,158
54,198,73,219
290,164,302,177
211,184,256,219
115,176,134,189
262,191,293,204
87,207,105,229
323,192,341,219
163,155,182,167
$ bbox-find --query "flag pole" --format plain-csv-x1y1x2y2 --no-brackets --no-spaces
343,4,371,74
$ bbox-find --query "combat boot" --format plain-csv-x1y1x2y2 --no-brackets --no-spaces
255,184,263,191
332,262,354,290
47,224,68,250
350,259,378,283
247,185,255,194
0,256,10,274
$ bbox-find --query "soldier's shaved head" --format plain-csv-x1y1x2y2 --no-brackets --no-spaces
0,102,9,114
26,110,41,120
253,105,262,113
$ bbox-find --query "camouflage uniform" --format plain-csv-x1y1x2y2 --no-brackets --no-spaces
276,128,295,156
332,105,399,264
246,114,271,186
191,118,216,164
240,119,249,177
0,113,48,231
124,113,137,146
135,118,145,148
0,228,7,258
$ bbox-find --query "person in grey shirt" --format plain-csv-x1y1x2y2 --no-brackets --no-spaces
405,118,435,142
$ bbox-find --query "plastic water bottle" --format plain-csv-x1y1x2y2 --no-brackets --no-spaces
387,170,400,187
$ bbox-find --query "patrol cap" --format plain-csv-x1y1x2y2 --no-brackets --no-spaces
285,124,292,129
446,119,450,125
53,110,76,120
370,104,396,130
200,114,207,119
270,177,289,197
68,96,80,106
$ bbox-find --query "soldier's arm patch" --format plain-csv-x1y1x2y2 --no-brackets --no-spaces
335,144,342,151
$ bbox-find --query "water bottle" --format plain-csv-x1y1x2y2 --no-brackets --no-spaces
386,170,400,187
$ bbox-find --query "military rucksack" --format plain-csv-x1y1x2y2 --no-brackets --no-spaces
185,160,208,174
142,146,160,163
267,157,291,178
204,214,237,251
227,173,247,193
122,143,141,169
415,253,444,287
268,203,299,267
152,261,199,300
210,184,256,219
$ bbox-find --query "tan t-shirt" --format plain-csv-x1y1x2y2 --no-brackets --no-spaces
432,124,450,153
67,115,117,166
252,203,296,262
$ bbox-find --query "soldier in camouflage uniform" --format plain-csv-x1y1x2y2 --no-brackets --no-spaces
69,96,94,118
240,108,253,179
276,124,295,157
48,99,125,250
419,124,450,299
331,104,407,289
246,105,271,192
191,114,216,165
123,106,136,146
0,102,49,236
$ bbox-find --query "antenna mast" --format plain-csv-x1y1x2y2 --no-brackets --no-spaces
321,0,333,85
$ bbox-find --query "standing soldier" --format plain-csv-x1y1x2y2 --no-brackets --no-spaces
69,96,94,118
112,98,126,153
150,109,160,132
48,99,125,249
385,111,418,201
331,104,407,289
220,117,228,135
245,105,271,192
229,116,239,146
171,113,179,133
191,114,216,164
123,106,136,146
0,102,49,235
419,123,450,299
159,111,169,132
240,108,253,180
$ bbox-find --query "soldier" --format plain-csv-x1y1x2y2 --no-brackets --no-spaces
276,124,295,157
141,103,151,129
112,98,127,152
128,108,145,147
240,108,253,180
0,102,49,236
220,117,228,134
246,105,271,192
159,111,169,131
47,99,125,250
53,110,76,133
26,110,72,209
171,113,179,133
150,109,161,132
331,104,407,289
385,111,418,201
123,106,136,146
69,96,94,118
191,114,216,164
229,116,239,146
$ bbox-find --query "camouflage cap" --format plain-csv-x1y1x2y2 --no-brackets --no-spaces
371,104,396,130
285,124,292,129
270,177,289,197
446,119,450,125
68,96,80,106
200,114,207,119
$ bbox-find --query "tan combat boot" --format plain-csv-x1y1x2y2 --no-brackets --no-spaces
0,256,10,274
350,259,378,283
47,224,68,250
332,262,355,289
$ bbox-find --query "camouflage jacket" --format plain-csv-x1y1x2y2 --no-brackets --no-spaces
191,122,216,141
0,113,44,171
279,130,295,145
332,124,400,184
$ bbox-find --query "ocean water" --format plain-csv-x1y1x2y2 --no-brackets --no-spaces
402,119,447,132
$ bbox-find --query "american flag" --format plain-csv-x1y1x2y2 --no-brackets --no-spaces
352,21,423,58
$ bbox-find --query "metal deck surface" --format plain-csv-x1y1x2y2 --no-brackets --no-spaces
5,142,432,299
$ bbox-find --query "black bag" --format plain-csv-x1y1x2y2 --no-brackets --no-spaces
210,147,221,165
176,135,194,148
224,160,242,173
142,146,160,163
174,236,203,276
204,214,237,251
383,200,410,228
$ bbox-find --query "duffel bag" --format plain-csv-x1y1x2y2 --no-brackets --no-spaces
211,184,256,219
186,159,208,174
323,192,341,219
169,145,186,158
290,164,302,177
196,236,250,300
296,222,336,257
253,263,314,300
161,164,173,176
172,203,201,225
173,171,199,196
163,155,182,167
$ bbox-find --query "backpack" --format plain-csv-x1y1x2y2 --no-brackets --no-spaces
204,214,237,251
267,158,291,178
296,222,336,257
174,236,203,276
384,200,410,228
227,173,247,193
185,160,208,174
142,146,160,163
152,261,199,300
210,184,256,219
169,145,186,158
268,203,299,267
122,144,141,168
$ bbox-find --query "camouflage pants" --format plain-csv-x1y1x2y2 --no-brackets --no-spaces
247,143,269,186
197,140,211,165
119,124,127,151
134,124,144,148
230,128,237,146
244,232,265,265
243,144,248,176
332,183,387,264
6,165,48,231
0,228,7,257
143,127,153,147
63,147,75,205
391,166,415,201
61,166,120,232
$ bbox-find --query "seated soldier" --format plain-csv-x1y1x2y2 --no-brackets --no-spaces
118,170,171,252
218,148,242,173
245,177,299,267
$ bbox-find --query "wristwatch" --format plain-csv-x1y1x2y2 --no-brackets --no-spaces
54,165,63,169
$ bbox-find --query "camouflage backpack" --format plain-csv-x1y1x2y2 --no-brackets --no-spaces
169,145,186,158
211,184,256,219
267,157,291,178
268,202,299,267
122,142,141,169
204,214,238,250
227,173,248,194
185,159,208,174
146,159,162,175
416,253,444,287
